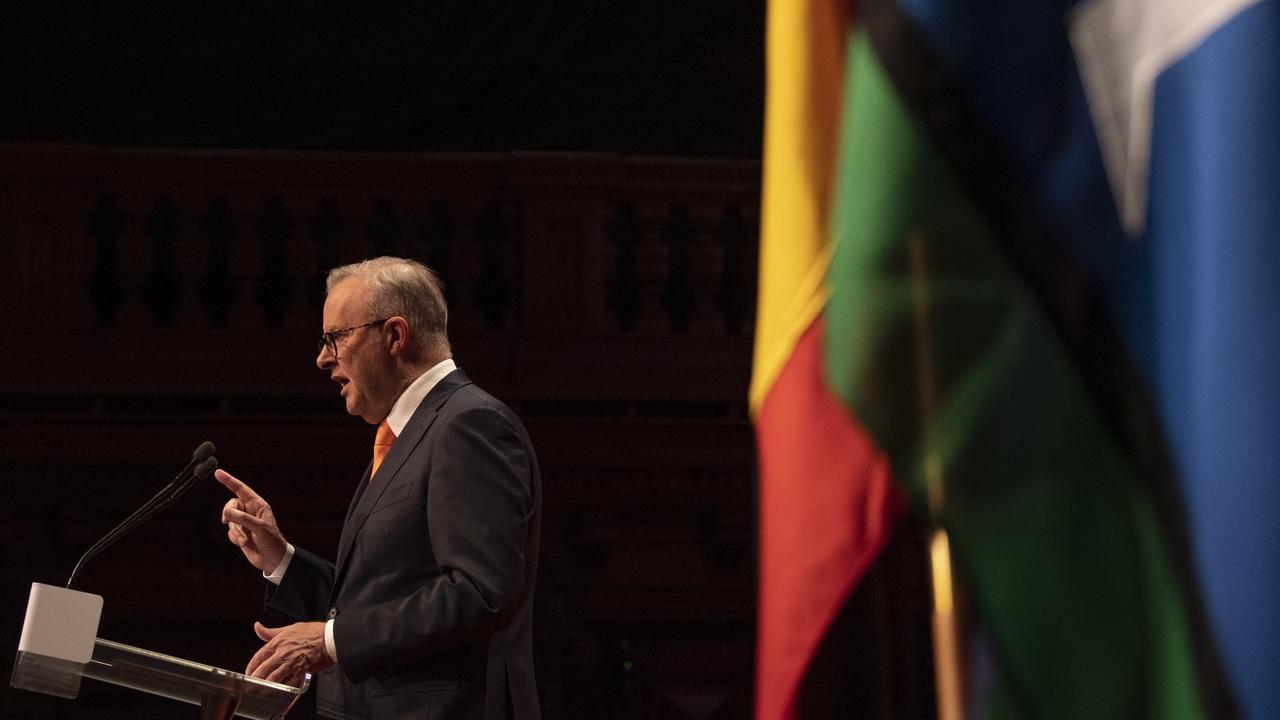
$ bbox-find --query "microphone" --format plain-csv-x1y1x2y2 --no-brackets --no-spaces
106,442,217,542
119,441,215,522
150,456,219,515
66,442,218,589
106,455,219,544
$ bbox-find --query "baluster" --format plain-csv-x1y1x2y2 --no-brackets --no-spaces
606,201,641,333
367,198,399,257
200,197,235,327
474,200,511,331
660,204,695,334
310,198,343,311
714,205,750,335
421,200,455,305
143,196,180,326
87,194,125,326
256,196,290,327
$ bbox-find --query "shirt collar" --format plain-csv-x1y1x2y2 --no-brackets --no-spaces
384,358,457,436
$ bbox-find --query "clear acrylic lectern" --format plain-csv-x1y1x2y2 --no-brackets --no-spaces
12,583,308,719
13,638,310,719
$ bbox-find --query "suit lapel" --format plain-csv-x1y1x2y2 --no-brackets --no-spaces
339,463,372,532
331,369,473,594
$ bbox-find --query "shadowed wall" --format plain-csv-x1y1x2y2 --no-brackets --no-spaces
1,145,766,719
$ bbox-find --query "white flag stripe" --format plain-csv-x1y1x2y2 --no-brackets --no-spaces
1068,0,1262,236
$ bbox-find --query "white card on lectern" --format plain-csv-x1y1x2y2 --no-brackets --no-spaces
17,583,103,663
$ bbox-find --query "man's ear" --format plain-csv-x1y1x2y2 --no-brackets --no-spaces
386,317,410,355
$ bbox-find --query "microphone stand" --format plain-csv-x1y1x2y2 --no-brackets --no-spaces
66,443,217,589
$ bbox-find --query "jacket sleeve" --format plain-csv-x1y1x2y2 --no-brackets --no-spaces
266,545,337,621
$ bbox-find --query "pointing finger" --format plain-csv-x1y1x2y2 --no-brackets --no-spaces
215,469,262,503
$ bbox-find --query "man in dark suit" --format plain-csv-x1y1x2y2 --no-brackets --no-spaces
217,257,541,719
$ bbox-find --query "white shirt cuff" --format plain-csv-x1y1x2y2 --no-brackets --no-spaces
263,544,295,585
324,619,338,662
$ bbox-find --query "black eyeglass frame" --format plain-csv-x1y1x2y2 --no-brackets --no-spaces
317,318,391,357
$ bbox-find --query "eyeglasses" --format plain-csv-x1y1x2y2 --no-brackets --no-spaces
317,318,389,357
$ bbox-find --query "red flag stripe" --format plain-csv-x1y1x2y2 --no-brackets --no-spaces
755,316,903,719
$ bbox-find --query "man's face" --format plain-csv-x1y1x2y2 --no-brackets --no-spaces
316,277,396,424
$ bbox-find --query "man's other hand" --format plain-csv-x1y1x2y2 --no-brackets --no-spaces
246,621,333,687
217,469,287,573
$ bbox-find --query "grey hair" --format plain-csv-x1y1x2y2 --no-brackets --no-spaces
326,257,451,357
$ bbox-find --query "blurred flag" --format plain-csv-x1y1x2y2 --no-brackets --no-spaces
750,1,903,719
751,0,1278,716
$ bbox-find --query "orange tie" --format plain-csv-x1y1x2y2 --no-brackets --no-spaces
371,420,396,478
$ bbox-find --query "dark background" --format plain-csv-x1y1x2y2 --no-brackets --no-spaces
0,3,764,156
0,4,933,718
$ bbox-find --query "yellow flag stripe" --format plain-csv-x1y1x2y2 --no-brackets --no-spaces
750,0,849,415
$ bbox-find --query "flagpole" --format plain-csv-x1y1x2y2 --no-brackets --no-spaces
929,528,965,720
909,235,966,720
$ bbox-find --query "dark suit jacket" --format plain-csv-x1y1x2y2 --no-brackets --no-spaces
267,369,541,720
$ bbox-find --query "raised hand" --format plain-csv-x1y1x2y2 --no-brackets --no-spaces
217,469,287,573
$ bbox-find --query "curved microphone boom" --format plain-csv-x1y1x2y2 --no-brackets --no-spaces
66,442,218,589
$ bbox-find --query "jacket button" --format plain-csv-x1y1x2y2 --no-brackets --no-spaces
327,608,337,619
